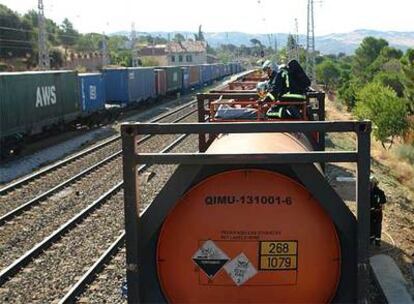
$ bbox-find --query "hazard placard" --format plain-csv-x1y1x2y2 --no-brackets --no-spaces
259,241,298,271
192,240,230,279
224,252,258,286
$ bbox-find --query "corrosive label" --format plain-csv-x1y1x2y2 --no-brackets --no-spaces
224,253,257,286
192,240,229,279
259,241,298,271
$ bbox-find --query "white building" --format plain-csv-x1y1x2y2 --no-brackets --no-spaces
137,41,207,66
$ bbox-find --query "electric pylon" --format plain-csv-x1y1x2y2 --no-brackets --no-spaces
38,0,50,69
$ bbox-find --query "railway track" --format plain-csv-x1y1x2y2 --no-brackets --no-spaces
0,100,197,220
0,111,197,268
0,135,198,304
0,104,199,294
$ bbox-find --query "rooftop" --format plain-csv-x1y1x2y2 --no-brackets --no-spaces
137,41,206,56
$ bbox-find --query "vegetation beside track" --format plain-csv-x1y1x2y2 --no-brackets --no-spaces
326,95,414,299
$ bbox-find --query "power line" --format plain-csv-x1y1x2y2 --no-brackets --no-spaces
0,26,34,34
0,45,34,50
0,38,34,44
0,26,88,39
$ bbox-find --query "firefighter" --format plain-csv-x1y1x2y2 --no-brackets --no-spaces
370,175,387,247
262,60,278,91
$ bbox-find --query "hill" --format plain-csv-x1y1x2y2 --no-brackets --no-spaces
112,29,414,55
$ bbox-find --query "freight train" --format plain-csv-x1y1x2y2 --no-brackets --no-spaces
121,69,373,303
0,63,243,157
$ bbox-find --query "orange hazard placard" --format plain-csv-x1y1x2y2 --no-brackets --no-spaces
157,170,340,303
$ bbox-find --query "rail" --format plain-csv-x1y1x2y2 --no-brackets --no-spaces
0,98,197,195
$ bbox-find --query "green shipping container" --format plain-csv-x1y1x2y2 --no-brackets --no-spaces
0,70,80,139
159,66,183,93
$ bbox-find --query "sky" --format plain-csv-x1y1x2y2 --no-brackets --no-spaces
1,0,413,36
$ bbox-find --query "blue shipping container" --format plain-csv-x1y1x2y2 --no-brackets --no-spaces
103,68,156,105
128,67,156,102
181,67,190,90
230,63,236,75
201,64,213,84
79,73,105,113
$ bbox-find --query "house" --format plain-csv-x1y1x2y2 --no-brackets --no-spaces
137,41,207,66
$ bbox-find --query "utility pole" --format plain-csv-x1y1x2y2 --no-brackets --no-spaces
38,0,50,69
274,34,278,62
294,18,300,62
306,0,316,83
131,22,139,67
102,32,109,67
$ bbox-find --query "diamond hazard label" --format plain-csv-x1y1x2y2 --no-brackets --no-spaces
224,253,258,286
192,240,230,279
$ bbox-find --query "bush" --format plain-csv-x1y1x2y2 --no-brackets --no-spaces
373,71,405,97
395,144,414,164
338,79,361,110
354,82,409,147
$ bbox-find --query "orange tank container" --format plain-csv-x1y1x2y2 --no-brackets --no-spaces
157,133,340,303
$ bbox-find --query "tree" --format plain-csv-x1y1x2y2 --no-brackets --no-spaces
338,77,361,110
354,82,409,147
373,71,405,97
368,46,403,76
173,33,185,43
49,47,64,68
58,18,79,49
402,49,414,114
286,34,297,51
250,38,262,47
76,33,102,52
194,25,205,41
316,60,341,90
0,4,34,57
352,37,388,80
110,49,132,67
140,56,160,67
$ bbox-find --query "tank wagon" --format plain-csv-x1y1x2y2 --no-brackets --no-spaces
121,70,372,303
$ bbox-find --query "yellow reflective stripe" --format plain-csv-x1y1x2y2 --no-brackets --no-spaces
282,70,290,88
266,93,275,101
281,93,306,100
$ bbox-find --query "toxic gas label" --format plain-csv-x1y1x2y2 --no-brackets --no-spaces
224,253,258,286
259,241,298,271
192,240,230,279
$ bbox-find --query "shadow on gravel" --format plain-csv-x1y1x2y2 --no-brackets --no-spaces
326,163,356,202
